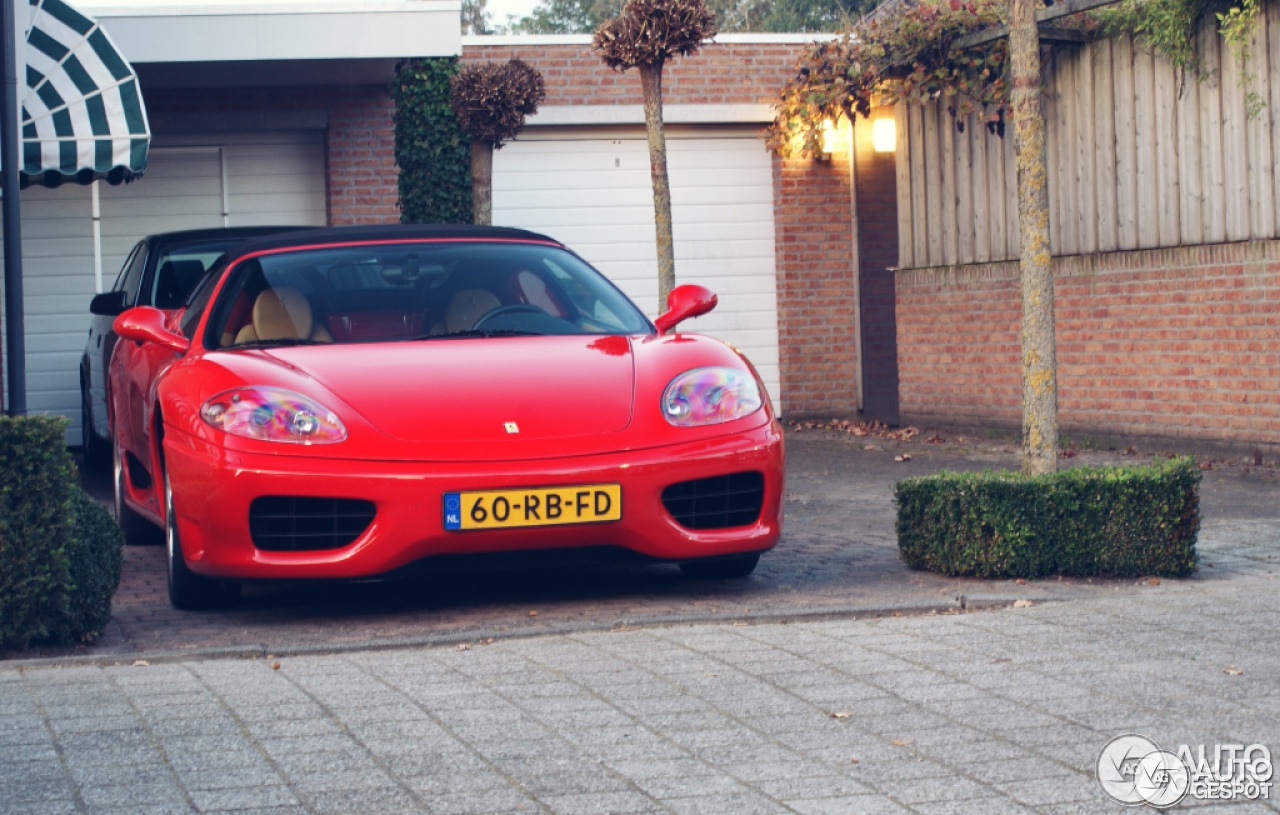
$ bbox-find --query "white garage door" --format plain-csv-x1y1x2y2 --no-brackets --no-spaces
492,135,781,406
3,131,327,439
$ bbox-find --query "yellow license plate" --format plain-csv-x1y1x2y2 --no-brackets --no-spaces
443,484,622,531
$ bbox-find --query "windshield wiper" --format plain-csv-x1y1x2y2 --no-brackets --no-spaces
412,328,543,340
233,338,329,349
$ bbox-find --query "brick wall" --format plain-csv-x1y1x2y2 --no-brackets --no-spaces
772,150,860,417
896,241,1280,449
144,86,399,226
461,42,803,106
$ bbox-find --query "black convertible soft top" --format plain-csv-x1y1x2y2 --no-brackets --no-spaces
223,224,562,262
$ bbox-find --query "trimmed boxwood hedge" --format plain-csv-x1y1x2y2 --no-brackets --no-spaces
0,416,124,647
895,458,1200,579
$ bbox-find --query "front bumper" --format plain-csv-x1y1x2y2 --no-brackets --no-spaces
163,421,784,580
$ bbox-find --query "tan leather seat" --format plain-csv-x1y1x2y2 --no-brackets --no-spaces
234,288,333,345
441,289,501,334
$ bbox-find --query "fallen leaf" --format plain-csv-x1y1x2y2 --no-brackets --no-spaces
892,738,914,747
926,434,944,444
830,712,853,719
271,662,281,670
1057,449,1077,459
486,638,495,644
456,643,471,651
529,611,537,617
894,454,912,462
1199,462,1213,471
989,657,1011,664
702,673,718,677
863,444,878,450
1015,578,1026,585
1224,667,1244,676
732,621,749,627
1149,578,1160,586
849,758,859,764
132,660,149,667
1012,599,1033,608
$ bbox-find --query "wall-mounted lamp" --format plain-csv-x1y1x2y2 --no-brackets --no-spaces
872,118,896,153
819,119,845,161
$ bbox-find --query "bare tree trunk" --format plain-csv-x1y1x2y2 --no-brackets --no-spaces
638,63,676,306
471,139,493,226
1009,0,1058,476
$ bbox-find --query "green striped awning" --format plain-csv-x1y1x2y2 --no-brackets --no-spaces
18,0,150,188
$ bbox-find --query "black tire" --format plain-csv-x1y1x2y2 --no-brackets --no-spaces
80,379,110,472
164,467,238,610
679,552,761,580
113,439,161,545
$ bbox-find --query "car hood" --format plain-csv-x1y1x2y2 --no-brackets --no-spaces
261,334,635,444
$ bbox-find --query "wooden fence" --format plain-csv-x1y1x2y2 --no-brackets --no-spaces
895,1,1280,269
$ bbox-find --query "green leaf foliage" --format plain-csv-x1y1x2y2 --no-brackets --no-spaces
0,416,124,648
895,458,1201,579
393,58,474,224
54,489,125,644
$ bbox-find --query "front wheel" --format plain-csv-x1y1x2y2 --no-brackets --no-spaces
164,467,238,610
679,553,761,580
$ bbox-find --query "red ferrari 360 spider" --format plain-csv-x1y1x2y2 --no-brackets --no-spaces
109,225,784,609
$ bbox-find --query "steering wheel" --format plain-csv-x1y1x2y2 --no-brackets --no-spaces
472,303,546,328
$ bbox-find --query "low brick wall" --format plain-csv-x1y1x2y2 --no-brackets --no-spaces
896,241,1280,449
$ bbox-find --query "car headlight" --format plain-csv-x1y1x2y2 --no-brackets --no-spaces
200,387,347,444
662,367,763,427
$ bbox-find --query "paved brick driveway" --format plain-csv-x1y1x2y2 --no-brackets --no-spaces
8,432,1278,664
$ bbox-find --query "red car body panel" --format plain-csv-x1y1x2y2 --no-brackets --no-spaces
109,228,785,582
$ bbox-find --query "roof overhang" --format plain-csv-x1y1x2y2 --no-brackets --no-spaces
74,0,460,87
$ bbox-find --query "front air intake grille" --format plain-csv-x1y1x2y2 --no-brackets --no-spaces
249,496,375,551
661,472,765,530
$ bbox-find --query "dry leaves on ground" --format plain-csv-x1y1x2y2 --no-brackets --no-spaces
789,418,920,441
830,712,853,719
1224,667,1244,676
1012,599,1034,608
895,454,912,463
892,738,914,747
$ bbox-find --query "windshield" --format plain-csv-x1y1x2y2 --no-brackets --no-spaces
206,241,652,349
151,240,243,309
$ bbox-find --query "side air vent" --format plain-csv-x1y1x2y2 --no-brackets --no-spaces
248,496,375,551
661,472,765,531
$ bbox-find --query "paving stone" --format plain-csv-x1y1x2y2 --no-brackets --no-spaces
538,790,661,814
186,784,302,812
784,796,913,815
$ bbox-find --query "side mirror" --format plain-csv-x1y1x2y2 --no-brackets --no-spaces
89,290,129,316
654,284,717,335
114,307,190,355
